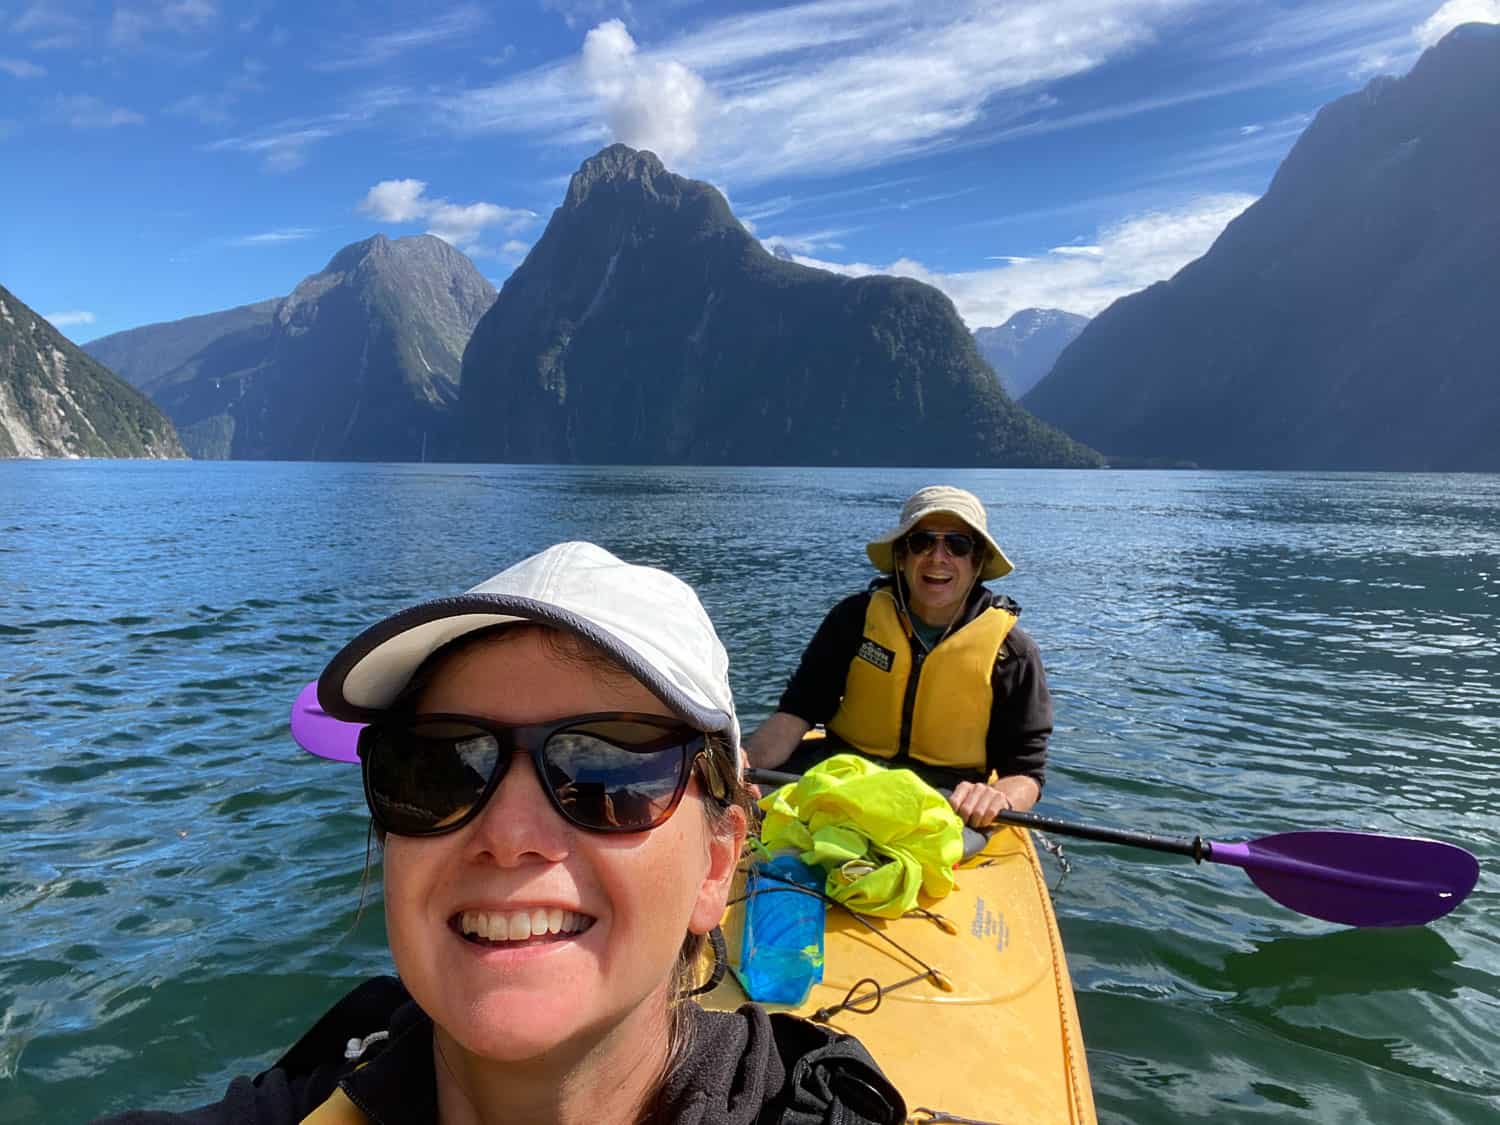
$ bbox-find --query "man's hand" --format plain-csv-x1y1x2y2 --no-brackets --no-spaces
947,780,1014,828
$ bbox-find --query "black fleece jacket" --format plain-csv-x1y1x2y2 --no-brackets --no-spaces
92,976,904,1125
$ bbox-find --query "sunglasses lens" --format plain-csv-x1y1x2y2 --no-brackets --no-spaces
905,531,975,557
543,719,703,831
363,720,501,835
906,531,936,553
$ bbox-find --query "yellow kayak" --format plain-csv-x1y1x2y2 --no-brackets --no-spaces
705,824,1096,1124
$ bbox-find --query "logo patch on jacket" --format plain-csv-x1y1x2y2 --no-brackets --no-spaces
856,638,895,672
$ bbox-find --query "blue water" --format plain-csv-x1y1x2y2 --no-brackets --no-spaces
2,462,1498,1122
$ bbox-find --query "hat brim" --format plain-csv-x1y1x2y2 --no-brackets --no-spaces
314,594,736,745
866,517,1013,581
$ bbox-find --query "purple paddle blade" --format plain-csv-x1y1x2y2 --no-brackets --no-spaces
290,680,364,763
1210,830,1480,927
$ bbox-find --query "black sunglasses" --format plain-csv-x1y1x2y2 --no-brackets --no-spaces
358,712,729,837
902,530,977,558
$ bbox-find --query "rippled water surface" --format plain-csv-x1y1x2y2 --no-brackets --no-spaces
2,462,1498,1123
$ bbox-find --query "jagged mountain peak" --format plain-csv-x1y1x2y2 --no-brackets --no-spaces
566,144,670,205
455,147,1098,467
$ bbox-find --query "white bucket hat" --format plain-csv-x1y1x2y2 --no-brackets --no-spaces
314,541,740,754
865,485,1013,581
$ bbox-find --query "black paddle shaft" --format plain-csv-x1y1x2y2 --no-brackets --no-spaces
991,808,1212,863
747,768,1212,863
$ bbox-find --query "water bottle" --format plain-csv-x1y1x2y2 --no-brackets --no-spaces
738,852,826,1005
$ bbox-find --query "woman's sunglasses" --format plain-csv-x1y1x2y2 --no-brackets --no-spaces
358,712,729,837
902,530,977,558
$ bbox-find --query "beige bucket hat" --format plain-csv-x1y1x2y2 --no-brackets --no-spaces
865,485,1013,581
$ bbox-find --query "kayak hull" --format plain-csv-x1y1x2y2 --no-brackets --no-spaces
704,825,1096,1123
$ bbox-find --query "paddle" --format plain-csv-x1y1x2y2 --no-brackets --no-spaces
748,768,1479,928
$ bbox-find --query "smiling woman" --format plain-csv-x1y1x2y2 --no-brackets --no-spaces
92,541,903,1125
746,485,1052,828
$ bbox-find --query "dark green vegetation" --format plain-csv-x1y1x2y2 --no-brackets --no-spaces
85,299,278,392
0,284,184,459
456,145,1099,467
98,235,495,460
1024,24,1500,470
973,309,1089,400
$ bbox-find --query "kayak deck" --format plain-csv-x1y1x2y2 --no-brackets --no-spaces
704,826,1095,1123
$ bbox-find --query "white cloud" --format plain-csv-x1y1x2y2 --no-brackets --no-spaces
166,60,266,126
441,1,1198,184
15,3,88,48
317,5,487,70
358,179,430,222
580,19,711,165
109,2,217,48
784,193,1257,328
499,239,532,264
47,95,146,128
760,228,856,254
45,310,97,329
1415,0,1500,45
206,118,351,171
0,58,46,78
356,179,538,252
229,229,317,246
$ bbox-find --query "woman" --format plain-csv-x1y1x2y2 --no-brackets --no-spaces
99,541,902,1125
745,486,1052,827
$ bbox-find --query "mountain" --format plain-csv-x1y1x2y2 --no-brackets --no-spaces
454,145,1098,467
1023,23,1500,470
0,284,184,459
973,309,1089,399
85,299,278,392
120,234,495,459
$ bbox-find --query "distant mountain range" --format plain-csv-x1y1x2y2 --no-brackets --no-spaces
1023,23,1500,470
1,284,183,459
455,145,1099,467
86,235,495,459
87,299,277,393
973,309,1089,400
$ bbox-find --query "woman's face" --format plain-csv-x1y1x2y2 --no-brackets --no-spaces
381,628,744,1064
898,513,981,626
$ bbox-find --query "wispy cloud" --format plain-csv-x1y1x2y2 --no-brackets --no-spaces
47,95,146,128
784,193,1257,327
15,3,89,49
316,4,487,70
356,179,539,253
0,57,46,78
206,116,354,171
1416,0,1500,46
166,60,267,126
228,228,318,246
439,0,1199,185
760,227,859,254
111,0,220,49
45,310,97,329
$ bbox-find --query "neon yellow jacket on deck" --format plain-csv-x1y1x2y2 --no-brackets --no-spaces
758,754,964,918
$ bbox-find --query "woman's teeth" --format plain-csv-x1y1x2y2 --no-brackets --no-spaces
458,908,594,943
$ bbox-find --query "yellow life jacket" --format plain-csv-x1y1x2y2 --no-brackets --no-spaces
301,1087,368,1124
826,588,1016,772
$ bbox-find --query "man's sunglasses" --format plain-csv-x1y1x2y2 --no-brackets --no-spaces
901,530,977,558
357,712,729,837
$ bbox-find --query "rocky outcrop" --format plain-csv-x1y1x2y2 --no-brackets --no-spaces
0,284,185,459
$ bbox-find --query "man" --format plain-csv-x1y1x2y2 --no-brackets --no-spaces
745,486,1050,827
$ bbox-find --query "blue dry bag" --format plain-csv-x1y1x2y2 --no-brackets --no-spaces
738,852,826,1005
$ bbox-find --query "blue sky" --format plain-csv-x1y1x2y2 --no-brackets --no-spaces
3,0,1495,343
